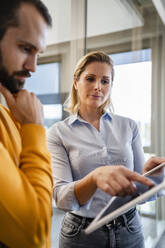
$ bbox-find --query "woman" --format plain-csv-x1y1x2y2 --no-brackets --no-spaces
47,51,164,248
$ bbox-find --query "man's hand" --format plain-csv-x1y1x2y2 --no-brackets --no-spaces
92,165,154,197
0,83,43,125
143,156,165,175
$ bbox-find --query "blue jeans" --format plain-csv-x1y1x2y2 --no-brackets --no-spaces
59,208,145,248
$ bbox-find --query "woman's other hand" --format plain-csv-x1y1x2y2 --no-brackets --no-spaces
143,157,165,175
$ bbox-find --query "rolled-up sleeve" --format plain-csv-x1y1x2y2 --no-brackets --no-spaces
130,120,145,174
47,125,80,211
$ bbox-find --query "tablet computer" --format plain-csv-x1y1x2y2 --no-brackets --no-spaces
143,162,165,176
85,164,165,235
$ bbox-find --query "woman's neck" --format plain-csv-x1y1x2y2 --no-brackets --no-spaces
78,106,102,130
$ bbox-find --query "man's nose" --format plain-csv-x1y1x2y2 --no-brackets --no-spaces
24,55,37,73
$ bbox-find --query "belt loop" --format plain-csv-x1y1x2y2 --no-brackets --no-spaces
82,216,87,228
122,213,128,227
106,219,116,229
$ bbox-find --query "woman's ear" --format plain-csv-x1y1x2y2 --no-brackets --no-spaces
74,80,78,90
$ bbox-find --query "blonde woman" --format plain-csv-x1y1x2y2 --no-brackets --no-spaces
47,51,164,248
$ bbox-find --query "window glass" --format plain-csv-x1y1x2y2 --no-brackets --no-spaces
110,49,152,147
43,104,62,129
25,62,62,129
25,62,60,95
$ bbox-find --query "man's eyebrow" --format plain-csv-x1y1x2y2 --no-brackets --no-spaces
18,40,44,53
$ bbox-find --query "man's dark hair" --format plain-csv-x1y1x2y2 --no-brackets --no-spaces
0,0,52,40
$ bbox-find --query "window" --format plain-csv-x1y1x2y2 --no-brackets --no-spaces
110,48,152,149
25,62,62,128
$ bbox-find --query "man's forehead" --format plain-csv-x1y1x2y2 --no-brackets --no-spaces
16,3,48,52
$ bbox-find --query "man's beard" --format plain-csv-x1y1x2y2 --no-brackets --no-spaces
0,49,31,94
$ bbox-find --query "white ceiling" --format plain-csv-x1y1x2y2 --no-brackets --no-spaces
43,0,144,46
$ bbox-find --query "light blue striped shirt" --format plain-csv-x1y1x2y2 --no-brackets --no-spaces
47,112,145,218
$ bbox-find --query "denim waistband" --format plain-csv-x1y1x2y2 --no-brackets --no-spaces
69,207,136,229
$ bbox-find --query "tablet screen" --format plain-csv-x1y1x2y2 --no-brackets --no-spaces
85,173,165,234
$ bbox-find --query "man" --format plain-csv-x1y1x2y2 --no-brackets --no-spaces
0,0,53,247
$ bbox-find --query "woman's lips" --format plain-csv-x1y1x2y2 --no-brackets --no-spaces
91,95,101,98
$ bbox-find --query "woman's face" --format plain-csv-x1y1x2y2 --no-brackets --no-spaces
74,62,112,110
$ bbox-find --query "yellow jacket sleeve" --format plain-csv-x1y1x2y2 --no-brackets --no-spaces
0,124,53,248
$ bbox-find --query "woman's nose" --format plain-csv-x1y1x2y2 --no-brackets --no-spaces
94,81,101,91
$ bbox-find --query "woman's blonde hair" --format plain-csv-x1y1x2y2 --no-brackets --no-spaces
65,51,114,114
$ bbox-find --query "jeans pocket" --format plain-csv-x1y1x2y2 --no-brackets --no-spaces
60,213,84,238
125,212,142,233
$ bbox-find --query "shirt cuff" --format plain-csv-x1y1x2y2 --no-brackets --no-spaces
55,181,94,211
72,182,94,211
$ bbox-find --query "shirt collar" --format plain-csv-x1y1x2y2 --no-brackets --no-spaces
68,111,112,125
102,112,112,121
68,113,78,125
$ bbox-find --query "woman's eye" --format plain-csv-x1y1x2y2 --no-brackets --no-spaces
87,77,94,82
102,80,109,85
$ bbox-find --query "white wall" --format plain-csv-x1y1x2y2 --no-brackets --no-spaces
44,0,143,45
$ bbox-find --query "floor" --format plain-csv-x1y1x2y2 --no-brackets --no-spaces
155,231,165,248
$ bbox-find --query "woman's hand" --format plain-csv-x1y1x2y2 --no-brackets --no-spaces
143,157,165,175
75,165,154,206
92,165,154,197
